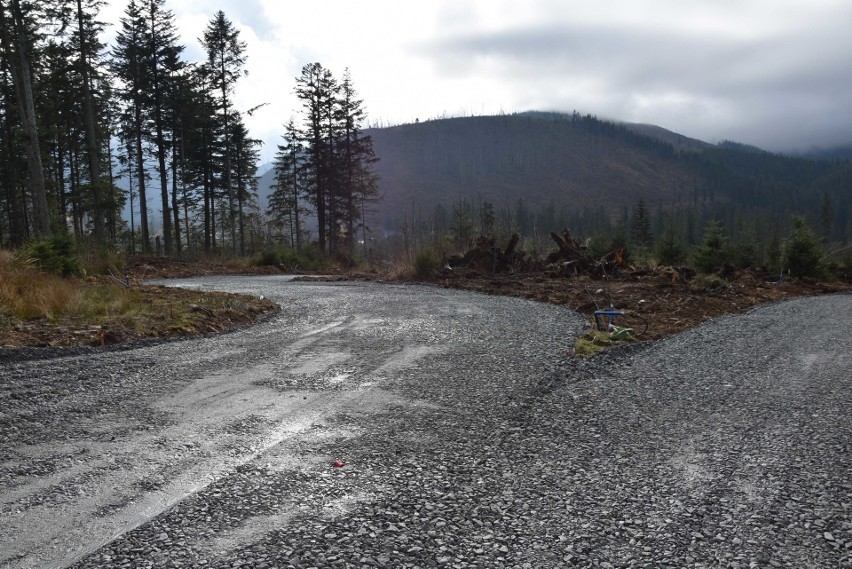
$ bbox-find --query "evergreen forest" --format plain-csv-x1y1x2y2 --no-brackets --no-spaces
0,0,377,258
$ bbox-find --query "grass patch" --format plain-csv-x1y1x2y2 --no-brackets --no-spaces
0,250,77,321
573,337,606,357
572,326,636,358
1,250,278,347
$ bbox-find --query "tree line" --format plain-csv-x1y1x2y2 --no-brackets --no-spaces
0,0,378,258
387,191,840,278
268,63,378,258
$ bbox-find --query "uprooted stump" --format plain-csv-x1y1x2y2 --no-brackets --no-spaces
447,233,527,273
544,229,629,280
447,229,633,279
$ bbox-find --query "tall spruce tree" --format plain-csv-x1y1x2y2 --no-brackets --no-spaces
336,69,378,253
295,62,336,253
73,0,106,246
111,0,151,251
229,111,260,256
631,198,652,248
201,10,246,254
167,67,202,254
0,8,27,246
269,117,305,250
142,0,183,255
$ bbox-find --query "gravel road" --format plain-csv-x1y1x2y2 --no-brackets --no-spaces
0,276,849,568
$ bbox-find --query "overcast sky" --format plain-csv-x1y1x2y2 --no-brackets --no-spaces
102,0,852,162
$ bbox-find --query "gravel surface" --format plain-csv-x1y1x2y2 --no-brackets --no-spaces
1,276,849,568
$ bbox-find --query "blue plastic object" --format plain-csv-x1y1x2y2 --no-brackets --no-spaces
593,304,625,331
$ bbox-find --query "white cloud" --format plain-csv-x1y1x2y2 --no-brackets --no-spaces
100,0,852,159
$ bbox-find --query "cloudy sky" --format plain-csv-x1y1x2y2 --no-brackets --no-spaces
102,0,852,162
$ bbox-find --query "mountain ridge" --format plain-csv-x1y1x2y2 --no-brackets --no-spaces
256,112,849,239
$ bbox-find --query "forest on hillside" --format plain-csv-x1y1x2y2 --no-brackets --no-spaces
366,112,850,263
0,0,376,258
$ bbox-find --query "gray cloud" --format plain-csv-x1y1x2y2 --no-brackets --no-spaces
419,12,852,150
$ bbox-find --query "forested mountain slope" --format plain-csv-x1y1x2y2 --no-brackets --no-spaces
368,113,696,220
362,112,848,239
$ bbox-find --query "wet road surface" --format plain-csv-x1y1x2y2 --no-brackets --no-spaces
1,277,581,568
1,277,849,568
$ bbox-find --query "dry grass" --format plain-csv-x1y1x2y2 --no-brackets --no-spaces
1,250,153,328
1,250,279,347
0,251,78,321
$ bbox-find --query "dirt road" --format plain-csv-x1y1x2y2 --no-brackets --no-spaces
1,277,581,568
0,277,848,568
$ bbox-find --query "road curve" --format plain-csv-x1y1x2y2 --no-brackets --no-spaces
0,277,849,568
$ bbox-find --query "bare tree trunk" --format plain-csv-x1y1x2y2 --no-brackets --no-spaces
131,99,150,253
171,134,181,254
76,0,104,245
2,0,52,239
1,86,25,245
149,3,172,255
127,144,136,255
220,56,236,254
106,134,117,243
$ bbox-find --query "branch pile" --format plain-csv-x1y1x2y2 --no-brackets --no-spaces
543,230,626,280
447,234,529,273
445,230,630,279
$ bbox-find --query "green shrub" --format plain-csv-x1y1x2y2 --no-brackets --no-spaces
725,242,758,269
655,223,687,265
587,231,631,264
413,249,439,280
782,215,824,278
586,233,613,260
16,235,83,277
254,247,294,267
692,220,728,273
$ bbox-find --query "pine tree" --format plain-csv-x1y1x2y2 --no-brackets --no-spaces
181,64,220,252
819,192,832,243
451,199,474,248
168,67,204,254
655,219,686,265
0,24,28,246
480,201,496,238
514,198,531,234
201,10,246,254
631,198,652,248
782,215,823,278
693,219,727,273
335,69,378,253
73,0,106,246
229,112,260,256
142,0,184,256
269,118,305,250
295,62,336,253
111,0,151,251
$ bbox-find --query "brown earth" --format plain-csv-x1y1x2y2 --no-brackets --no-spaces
433,268,850,342
1,256,848,350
